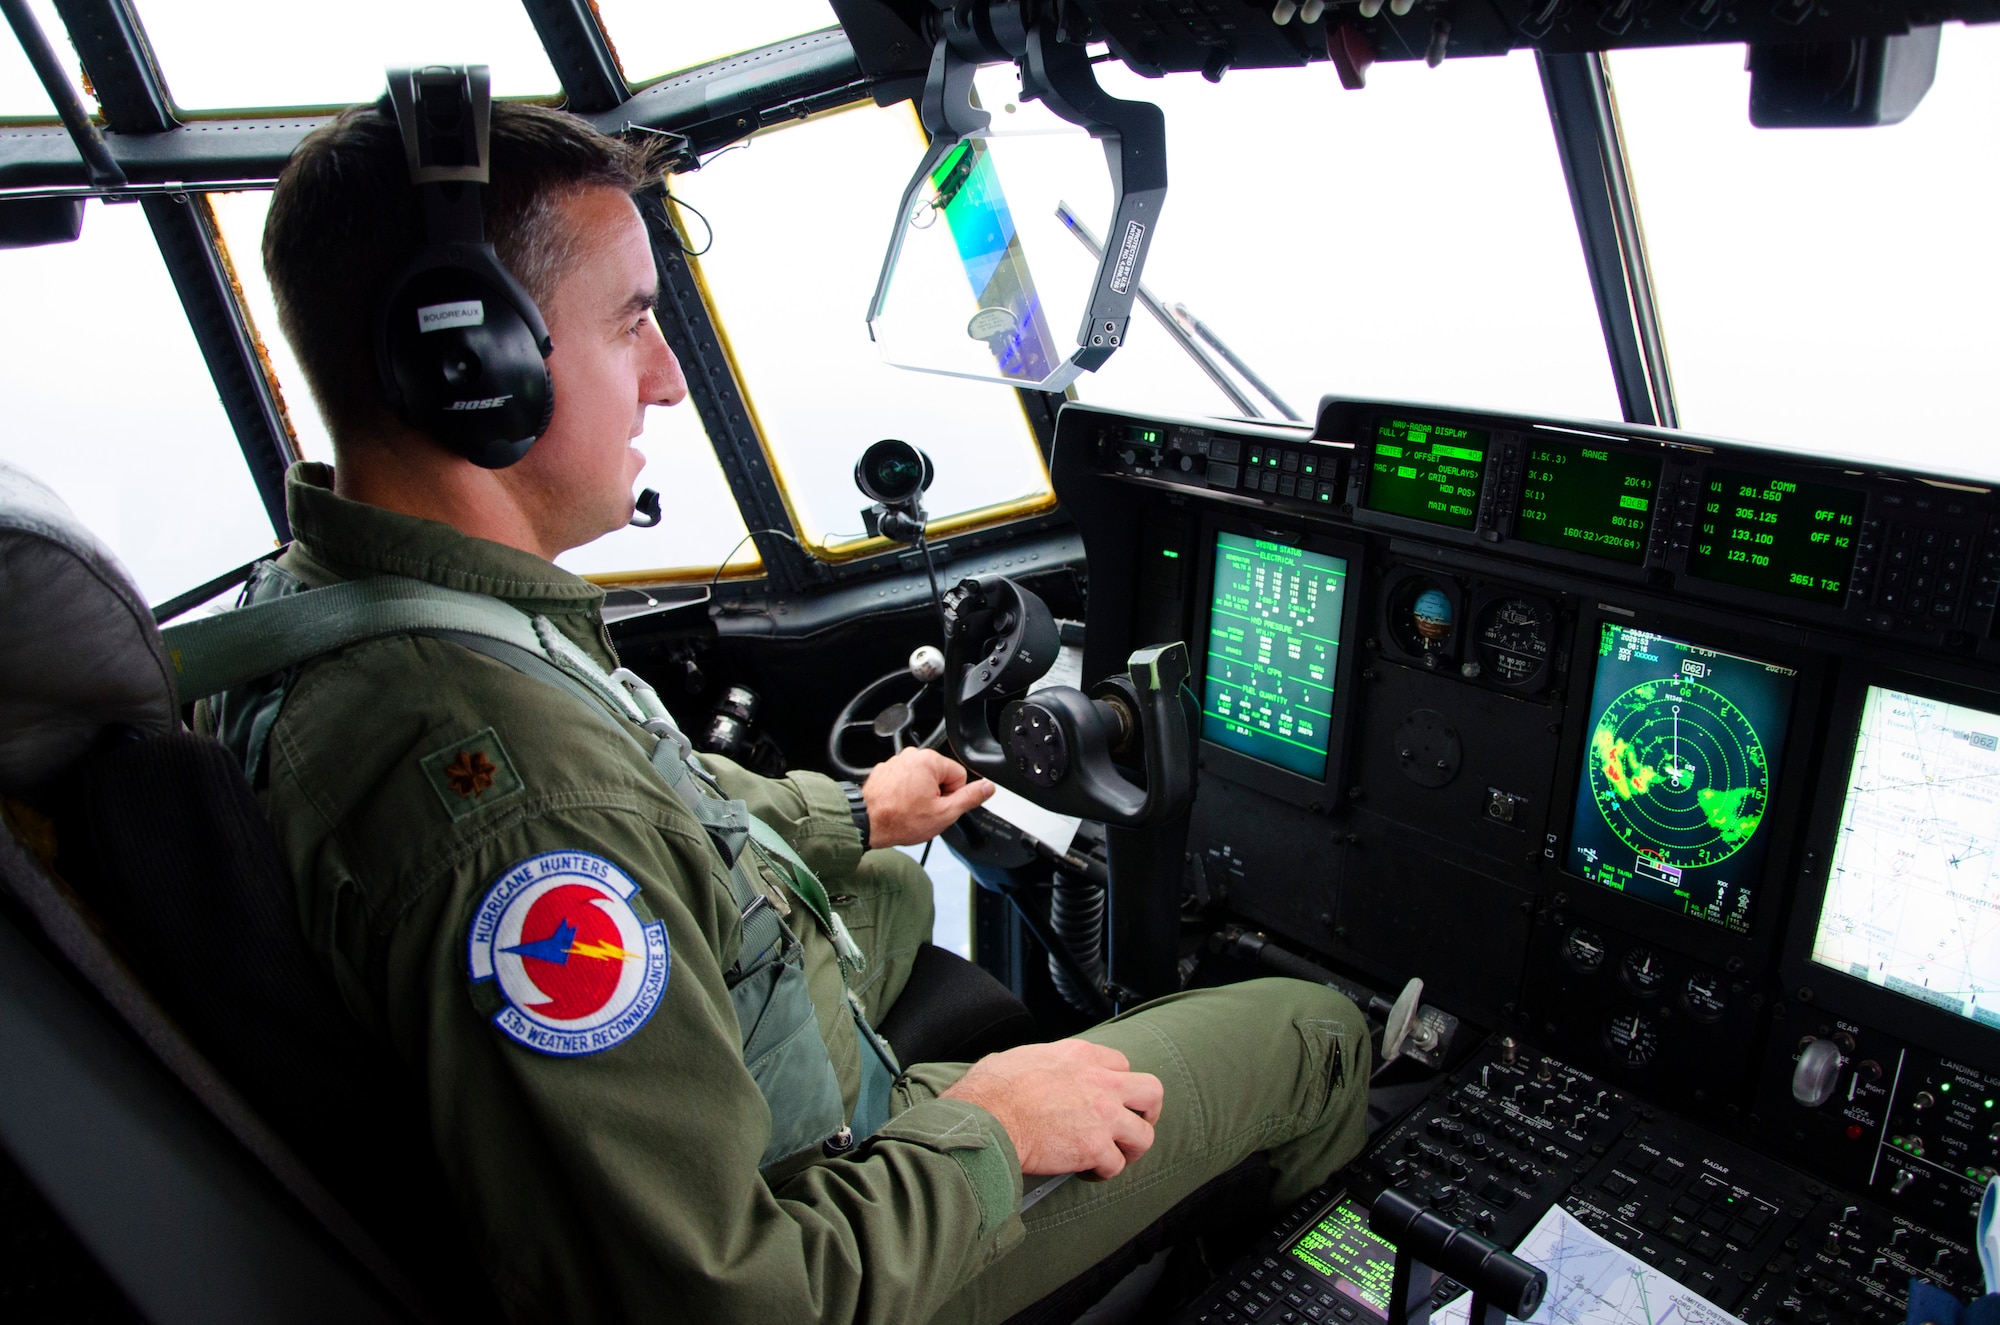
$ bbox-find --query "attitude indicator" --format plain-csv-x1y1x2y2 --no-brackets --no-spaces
1567,624,1798,935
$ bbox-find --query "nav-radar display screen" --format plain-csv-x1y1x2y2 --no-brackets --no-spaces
1813,687,2000,1027
1364,418,1487,530
1202,531,1347,780
1567,624,1798,934
1514,437,1659,565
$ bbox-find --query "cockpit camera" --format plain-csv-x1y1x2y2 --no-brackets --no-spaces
856,439,934,544
855,438,934,508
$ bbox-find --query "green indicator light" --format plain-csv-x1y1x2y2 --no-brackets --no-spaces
1943,1082,1952,1091
1162,549,1180,559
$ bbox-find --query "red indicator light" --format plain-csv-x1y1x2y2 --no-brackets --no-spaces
1846,1124,1865,1141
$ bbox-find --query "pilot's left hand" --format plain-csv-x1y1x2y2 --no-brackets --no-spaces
861,748,995,847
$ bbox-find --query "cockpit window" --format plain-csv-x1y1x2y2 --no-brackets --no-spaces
133,0,559,112
1607,28,2000,482
668,103,1056,556
591,2,838,86
0,0,71,116
0,199,279,602
1066,50,1621,427
208,191,759,584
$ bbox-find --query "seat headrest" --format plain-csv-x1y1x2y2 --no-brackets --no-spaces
0,462,175,796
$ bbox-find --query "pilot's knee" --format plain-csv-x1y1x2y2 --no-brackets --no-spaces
1239,977,1372,1117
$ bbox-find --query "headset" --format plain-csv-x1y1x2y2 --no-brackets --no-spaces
375,65,553,470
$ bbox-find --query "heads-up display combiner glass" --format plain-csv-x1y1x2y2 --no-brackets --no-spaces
1567,624,1798,935
1201,530,1347,780
1812,686,2000,1028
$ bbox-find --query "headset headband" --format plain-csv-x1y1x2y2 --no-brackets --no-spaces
386,65,492,247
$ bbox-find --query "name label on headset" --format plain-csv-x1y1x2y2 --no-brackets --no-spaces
417,300,486,333
446,396,513,411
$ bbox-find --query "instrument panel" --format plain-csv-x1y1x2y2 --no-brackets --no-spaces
1052,396,2000,1225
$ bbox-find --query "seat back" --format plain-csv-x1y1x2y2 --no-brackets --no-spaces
0,461,492,1320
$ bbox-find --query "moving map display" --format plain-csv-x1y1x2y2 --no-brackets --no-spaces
1202,530,1347,780
1812,686,2000,1028
1568,624,1798,934
1365,418,1487,530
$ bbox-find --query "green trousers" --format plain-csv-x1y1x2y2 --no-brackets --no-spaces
836,850,1373,1325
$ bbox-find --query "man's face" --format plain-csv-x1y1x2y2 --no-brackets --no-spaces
511,186,687,555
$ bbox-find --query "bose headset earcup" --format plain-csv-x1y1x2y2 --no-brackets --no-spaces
375,65,554,470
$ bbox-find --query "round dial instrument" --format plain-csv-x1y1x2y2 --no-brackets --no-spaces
1586,675,1772,871
1473,596,1554,690
1387,576,1457,662
1563,926,1607,974
1682,971,1729,1023
1620,946,1668,998
1605,1011,1660,1068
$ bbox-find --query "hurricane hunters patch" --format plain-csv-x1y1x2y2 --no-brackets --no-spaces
467,851,669,1057
420,727,523,821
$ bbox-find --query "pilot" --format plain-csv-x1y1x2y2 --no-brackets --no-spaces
213,92,1373,1323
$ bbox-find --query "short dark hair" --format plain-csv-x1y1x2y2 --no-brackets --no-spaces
263,100,662,449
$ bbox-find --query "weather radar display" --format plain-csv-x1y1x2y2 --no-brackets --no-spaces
1567,624,1798,934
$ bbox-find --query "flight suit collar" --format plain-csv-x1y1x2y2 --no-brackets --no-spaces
282,461,618,669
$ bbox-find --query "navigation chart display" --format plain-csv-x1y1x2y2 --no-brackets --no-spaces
1813,686,2000,1028
1568,624,1798,934
1203,530,1347,780
1364,418,1487,530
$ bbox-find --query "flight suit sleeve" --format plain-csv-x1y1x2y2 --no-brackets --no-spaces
698,754,864,883
374,801,1024,1323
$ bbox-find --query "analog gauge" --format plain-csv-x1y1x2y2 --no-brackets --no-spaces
1472,596,1555,691
1605,1011,1660,1068
1563,926,1607,974
1387,575,1458,665
1682,971,1729,1024
1620,946,1668,998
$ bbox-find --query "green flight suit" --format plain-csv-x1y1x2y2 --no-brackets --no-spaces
222,462,1370,1324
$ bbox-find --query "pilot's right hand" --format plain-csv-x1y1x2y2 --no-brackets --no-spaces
941,1039,1163,1179
861,747,994,847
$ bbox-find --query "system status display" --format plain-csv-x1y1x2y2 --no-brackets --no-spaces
1687,468,1865,606
1365,418,1487,530
1203,530,1347,780
1285,1199,1397,1320
1568,624,1797,935
1514,438,1659,565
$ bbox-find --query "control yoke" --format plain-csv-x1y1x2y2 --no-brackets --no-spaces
942,574,1194,827
942,574,1197,1004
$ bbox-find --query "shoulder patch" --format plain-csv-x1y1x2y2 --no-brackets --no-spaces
467,851,669,1056
421,727,523,820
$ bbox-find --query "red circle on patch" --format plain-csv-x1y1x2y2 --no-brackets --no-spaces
511,883,629,1020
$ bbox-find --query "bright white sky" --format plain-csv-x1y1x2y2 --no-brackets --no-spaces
1,10,1995,603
